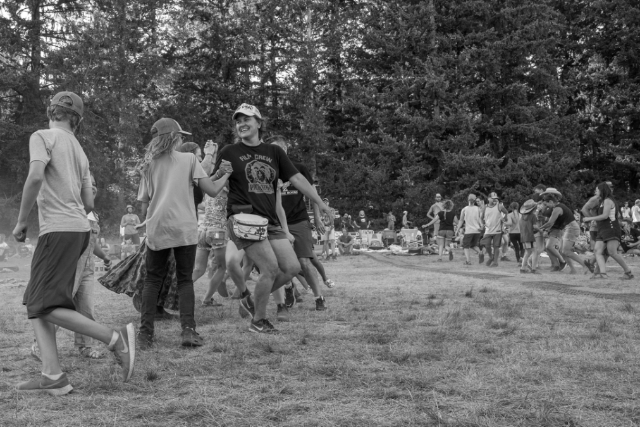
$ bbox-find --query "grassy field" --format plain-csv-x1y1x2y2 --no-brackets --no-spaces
1,249,640,426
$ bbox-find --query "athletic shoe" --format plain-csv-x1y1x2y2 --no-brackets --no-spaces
449,251,453,261
109,323,136,382
485,258,493,267
181,327,204,347
284,286,296,308
479,253,484,264
463,261,472,265
202,298,222,307
239,296,255,319
621,271,634,280
249,318,279,334
550,266,560,272
324,278,335,288
16,373,73,396
137,331,154,351
558,261,567,271
500,256,510,262
315,296,327,311
489,262,498,268
530,269,541,275
276,304,290,322
519,269,529,274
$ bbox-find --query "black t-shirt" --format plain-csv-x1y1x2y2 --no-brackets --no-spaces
281,162,312,225
215,142,299,225
551,203,574,230
437,210,456,231
355,215,369,229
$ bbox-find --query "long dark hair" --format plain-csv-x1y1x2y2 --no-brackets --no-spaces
597,182,619,218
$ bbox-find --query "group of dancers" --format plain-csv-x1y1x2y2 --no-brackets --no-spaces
12,93,337,395
11,91,634,397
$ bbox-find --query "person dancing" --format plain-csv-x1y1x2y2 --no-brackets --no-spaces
583,182,634,280
137,118,231,349
215,103,331,333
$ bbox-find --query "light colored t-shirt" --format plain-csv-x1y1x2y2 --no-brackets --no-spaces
29,128,92,236
632,205,640,223
120,213,141,235
483,204,503,235
461,205,482,234
137,151,208,251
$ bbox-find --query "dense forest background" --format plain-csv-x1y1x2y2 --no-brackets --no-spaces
1,0,639,236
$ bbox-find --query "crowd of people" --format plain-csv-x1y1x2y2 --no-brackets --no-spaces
9,91,637,397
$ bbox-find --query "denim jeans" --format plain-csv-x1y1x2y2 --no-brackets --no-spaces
141,244,197,336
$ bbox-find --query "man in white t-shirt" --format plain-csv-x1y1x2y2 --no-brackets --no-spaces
457,194,483,265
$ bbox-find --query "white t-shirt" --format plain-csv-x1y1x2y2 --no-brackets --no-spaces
460,205,482,234
632,205,640,223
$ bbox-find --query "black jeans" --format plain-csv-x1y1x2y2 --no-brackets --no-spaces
509,233,524,260
141,244,197,336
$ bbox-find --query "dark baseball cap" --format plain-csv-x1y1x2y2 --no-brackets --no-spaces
51,91,84,117
151,118,192,136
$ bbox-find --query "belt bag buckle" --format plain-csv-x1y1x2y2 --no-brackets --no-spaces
232,214,268,241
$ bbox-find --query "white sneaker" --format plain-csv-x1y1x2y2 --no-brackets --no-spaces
324,278,335,288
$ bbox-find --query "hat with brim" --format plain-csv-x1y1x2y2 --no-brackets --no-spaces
51,91,84,117
489,192,499,200
541,188,562,198
520,199,537,214
232,103,262,120
151,118,191,136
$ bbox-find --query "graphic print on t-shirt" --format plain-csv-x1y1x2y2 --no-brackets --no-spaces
245,160,276,194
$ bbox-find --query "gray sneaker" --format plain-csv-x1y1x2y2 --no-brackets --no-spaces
315,296,327,311
276,304,290,322
16,373,73,396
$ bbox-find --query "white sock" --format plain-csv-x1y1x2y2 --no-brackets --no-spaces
108,330,118,350
42,372,63,380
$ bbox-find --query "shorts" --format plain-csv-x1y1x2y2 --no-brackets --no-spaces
523,242,535,249
197,226,227,250
480,233,502,248
462,233,481,249
288,220,315,259
226,217,288,251
23,231,90,319
596,226,621,243
562,222,581,243
437,230,454,239
322,228,335,241
590,231,597,242
548,228,563,239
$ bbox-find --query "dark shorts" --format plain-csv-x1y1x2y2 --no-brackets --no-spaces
226,217,288,251
596,226,621,243
438,230,455,240
462,233,481,249
590,231,597,242
23,231,90,319
288,220,315,259
480,233,502,248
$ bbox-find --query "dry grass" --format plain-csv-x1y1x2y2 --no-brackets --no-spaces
1,251,640,426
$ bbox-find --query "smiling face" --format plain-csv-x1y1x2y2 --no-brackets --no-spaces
435,194,442,203
235,114,260,140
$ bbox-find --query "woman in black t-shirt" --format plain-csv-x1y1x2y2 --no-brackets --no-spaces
213,103,332,333
423,200,458,261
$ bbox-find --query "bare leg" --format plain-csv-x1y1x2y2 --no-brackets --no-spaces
225,241,247,293
562,239,586,274
310,253,328,282
272,287,285,305
594,241,607,273
300,258,322,298
192,247,210,283
245,239,300,321
32,319,61,375
606,240,631,274
546,236,565,264
436,236,444,260
204,247,227,301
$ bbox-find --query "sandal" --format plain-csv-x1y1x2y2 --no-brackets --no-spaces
78,347,103,359
621,271,634,280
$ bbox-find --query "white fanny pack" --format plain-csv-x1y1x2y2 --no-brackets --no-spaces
232,213,268,241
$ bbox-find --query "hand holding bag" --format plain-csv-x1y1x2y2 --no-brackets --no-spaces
232,213,268,241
